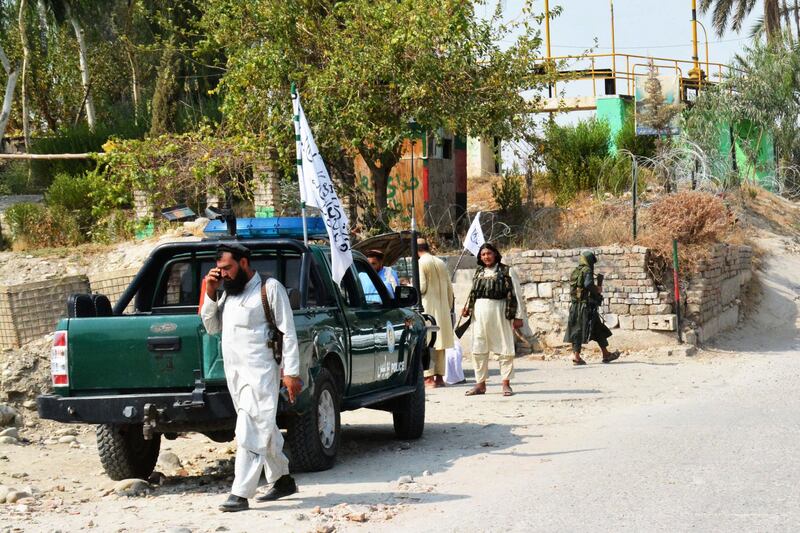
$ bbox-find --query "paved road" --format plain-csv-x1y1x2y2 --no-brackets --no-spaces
378,235,800,533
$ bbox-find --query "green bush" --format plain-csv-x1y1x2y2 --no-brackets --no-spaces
45,173,96,232
5,202,82,249
543,118,611,204
91,209,137,244
492,172,524,215
615,114,656,159
0,162,33,195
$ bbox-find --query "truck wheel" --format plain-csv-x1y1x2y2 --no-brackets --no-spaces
286,368,340,472
392,358,425,439
96,424,161,481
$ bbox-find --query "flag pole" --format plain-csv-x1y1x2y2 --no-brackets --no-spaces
451,247,468,282
292,82,309,246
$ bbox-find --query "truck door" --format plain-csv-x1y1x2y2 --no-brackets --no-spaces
353,260,409,389
334,265,382,396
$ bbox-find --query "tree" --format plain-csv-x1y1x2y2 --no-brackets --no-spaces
700,0,782,42
201,0,546,224
683,40,800,192
0,15,19,139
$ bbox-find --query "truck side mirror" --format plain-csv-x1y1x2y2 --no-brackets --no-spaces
394,285,418,308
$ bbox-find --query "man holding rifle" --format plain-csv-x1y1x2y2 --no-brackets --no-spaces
564,251,621,366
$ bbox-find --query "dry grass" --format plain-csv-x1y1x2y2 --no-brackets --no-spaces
637,191,737,272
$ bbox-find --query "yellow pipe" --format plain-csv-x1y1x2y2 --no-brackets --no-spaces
544,0,552,60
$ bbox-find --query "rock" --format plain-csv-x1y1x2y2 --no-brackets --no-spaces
397,475,414,484
294,513,307,521
0,404,19,426
148,471,165,485
69,441,81,449
315,526,336,533
22,400,36,410
14,503,30,513
44,438,59,445
215,527,230,532
56,428,78,437
347,512,368,522
0,485,10,503
480,441,496,447
673,345,698,357
165,528,192,533
0,427,18,438
398,442,411,450
58,436,77,444
113,479,150,496
311,506,322,515
158,451,183,470
0,436,18,445
6,490,32,503
422,470,432,477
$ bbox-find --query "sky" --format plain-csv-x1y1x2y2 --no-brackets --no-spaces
481,0,763,162
495,0,760,64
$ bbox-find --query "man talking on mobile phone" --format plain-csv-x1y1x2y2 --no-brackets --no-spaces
200,242,302,512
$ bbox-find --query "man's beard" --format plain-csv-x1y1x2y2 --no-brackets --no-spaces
223,268,249,295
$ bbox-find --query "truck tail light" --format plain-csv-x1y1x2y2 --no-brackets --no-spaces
51,330,69,386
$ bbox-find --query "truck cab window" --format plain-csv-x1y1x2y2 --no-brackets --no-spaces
157,260,195,306
355,260,391,307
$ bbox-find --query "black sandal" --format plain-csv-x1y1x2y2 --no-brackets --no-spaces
602,351,621,364
572,358,587,366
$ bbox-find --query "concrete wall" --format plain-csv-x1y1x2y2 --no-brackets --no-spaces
466,137,498,180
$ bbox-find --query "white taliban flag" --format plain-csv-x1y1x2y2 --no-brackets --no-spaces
463,211,485,257
292,91,353,285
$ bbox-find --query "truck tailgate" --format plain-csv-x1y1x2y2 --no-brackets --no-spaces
67,315,204,390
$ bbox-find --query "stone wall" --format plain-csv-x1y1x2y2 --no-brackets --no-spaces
496,244,752,347
684,244,753,344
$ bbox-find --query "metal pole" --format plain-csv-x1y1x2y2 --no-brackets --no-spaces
610,0,617,80
672,239,683,343
632,163,638,241
691,0,700,83
409,136,422,312
697,19,710,84
451,247,468,283
545,0,553,98
291,82,309,246
544,0,552,60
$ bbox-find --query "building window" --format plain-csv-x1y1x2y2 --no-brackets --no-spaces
442,138,453,160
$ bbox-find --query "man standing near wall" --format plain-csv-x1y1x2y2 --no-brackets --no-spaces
564,251,620,365
417,238,455,388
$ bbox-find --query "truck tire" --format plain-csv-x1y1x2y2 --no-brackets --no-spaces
96,424,161,481
392,357,425,439
286,368,340,472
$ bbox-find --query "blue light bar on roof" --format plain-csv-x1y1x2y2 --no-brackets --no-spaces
204,217,326,239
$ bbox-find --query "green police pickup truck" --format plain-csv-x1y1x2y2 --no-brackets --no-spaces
37,223,430,481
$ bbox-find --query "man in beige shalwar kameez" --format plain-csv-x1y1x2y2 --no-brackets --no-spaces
417,239,454,388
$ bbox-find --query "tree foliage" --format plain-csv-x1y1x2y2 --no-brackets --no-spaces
201,0,548,221
683,40,800,190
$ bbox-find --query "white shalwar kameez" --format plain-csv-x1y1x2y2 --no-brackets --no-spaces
471,265,524,382
200,273,300,499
